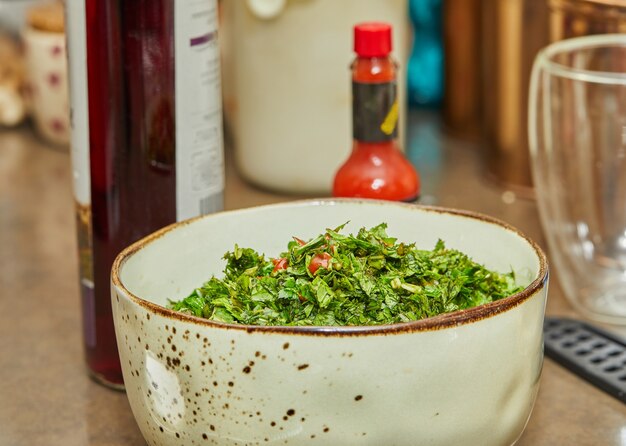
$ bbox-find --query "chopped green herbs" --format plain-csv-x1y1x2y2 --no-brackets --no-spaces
168,223,523,326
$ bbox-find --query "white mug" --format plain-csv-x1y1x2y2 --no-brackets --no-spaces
23,26,70,147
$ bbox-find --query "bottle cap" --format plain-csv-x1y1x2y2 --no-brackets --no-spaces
353,22,392,57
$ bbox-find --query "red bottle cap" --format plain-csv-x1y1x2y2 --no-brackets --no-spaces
353,22,393,57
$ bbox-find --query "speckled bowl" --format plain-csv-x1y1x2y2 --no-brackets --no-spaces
111,199,548,446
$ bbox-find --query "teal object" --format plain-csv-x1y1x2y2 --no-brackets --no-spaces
408,0,443,108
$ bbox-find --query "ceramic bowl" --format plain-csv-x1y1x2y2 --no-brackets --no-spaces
111,199,548,446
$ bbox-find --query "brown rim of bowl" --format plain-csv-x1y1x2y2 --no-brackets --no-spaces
111,198,549,336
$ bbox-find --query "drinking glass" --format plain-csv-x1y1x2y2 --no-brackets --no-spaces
529,34,626,324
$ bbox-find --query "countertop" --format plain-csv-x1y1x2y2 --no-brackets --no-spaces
1,111,625,445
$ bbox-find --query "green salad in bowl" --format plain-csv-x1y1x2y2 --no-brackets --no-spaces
170,223,522,326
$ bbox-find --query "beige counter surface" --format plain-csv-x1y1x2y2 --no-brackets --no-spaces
1,113,625,445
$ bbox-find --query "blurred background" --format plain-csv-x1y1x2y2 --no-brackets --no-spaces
2,2,626,443
1,0,625,198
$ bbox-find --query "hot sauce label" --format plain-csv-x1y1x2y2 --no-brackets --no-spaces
352,81,398,142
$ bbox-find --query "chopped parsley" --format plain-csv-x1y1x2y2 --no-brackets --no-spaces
168,223,522,326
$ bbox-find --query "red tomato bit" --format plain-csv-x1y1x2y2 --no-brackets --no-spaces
308,252,332,274
272,257,288,272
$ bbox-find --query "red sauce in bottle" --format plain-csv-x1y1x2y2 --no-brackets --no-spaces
69,0,224,389
333,23,420,202
83,0,177,387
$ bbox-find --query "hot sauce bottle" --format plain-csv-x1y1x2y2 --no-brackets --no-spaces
333,22,420,202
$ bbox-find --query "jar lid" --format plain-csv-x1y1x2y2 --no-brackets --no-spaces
353,23,392,57
27,1,65,33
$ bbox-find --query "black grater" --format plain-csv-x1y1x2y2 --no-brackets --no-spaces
543,317,626,404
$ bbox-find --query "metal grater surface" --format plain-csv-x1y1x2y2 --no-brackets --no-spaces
544,317,626,404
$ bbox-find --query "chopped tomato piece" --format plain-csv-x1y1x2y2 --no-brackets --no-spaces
293,237,307,246
272,257,288,272
308,252,332,274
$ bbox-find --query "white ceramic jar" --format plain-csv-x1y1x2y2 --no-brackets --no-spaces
22,1,69,147
23,27,69,147
221,0,410,194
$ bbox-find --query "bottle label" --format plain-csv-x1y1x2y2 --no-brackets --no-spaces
352,81,398,142
66,1,91,208
66,1,96,347
174,0,225,220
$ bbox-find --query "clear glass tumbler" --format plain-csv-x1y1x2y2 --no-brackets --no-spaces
529,34,626,324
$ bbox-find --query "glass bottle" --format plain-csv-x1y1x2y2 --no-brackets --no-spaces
66,0,224,388
333,22,420,202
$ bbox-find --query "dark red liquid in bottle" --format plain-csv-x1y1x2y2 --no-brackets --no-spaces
83,0,177,388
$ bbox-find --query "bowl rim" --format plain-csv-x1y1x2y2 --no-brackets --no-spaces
111,199,549,336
